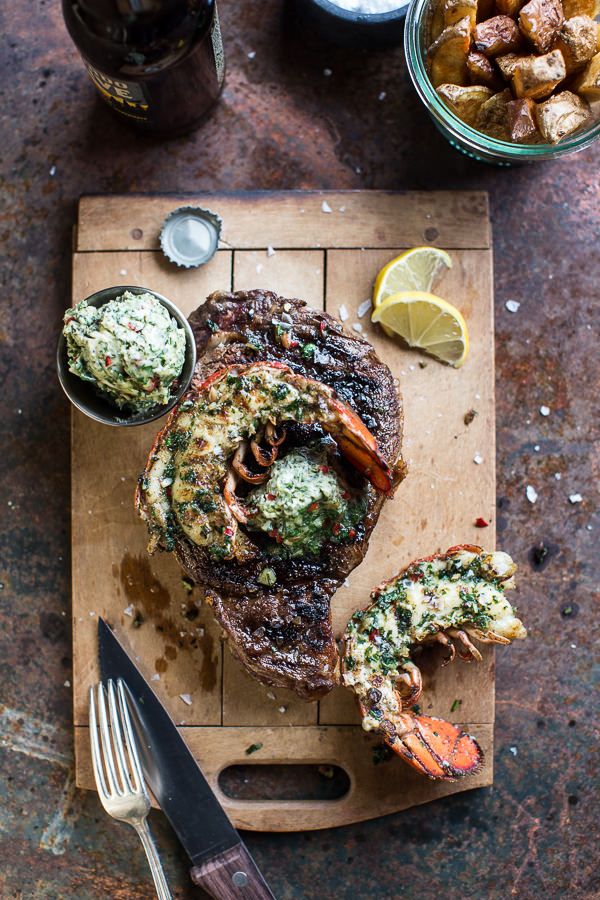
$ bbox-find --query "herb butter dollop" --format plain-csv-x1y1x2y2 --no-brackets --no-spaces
247,448,365,558
63,291,186,413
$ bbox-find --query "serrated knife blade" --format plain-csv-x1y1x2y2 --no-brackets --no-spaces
98,617,275,899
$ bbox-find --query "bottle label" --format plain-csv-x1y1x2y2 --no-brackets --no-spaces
211,3,225,86
85,62,151,121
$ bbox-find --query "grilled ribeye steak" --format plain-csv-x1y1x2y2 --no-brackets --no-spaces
137,290,405,699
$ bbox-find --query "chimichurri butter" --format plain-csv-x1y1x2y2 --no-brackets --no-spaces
63,292,185,413
247,448,365,558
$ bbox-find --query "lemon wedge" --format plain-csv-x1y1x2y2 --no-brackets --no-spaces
373,247,453,307
371,291,469,367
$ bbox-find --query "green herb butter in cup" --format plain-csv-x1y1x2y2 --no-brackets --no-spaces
63,291,186,413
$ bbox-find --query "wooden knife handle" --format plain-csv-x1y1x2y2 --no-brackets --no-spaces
190,843,276,900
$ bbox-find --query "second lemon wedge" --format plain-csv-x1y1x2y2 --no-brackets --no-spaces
373,246,453,307
371,291,469,367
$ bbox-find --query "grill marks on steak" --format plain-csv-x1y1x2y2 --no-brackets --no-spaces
153,290,405,699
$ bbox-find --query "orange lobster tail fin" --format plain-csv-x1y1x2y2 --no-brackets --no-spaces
389,714,483,780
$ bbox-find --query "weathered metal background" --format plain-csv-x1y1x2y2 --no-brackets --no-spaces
0,0,598,897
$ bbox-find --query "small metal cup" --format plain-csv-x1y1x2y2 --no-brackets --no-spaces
56,285,196,427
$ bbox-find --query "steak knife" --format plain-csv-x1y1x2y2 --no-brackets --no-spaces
98,618,276,900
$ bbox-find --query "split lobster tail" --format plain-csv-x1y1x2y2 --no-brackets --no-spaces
389,713,483,781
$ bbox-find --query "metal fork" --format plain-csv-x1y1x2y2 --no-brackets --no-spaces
89,679,172,900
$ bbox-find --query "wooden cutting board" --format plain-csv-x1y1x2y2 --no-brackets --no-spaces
71,190,496,831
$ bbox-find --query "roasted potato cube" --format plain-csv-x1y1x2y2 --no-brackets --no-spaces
444,0,479,27
512,48,566,97
430,0,447,41
554,16,598,73
496,0,527,16
475,87,513,138
507,97,541,140
519,0,564,53
562,0,599,17
496,52,532,79
535,89,590,141
474,16,523,56
436,83,495,123
573,50,600,98
467,49,503,86
428,17,472,86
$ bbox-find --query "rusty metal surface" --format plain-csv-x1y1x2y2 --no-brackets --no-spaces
0,0,598,897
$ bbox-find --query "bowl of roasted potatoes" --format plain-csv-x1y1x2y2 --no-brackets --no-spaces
405,0,600,162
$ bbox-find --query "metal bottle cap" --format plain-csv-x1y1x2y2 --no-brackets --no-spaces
159,206,222,268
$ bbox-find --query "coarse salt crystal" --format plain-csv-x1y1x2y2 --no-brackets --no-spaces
49,165,57,176
554,473,562,480
357,298,372,318
473,453,483,465
526,485,538,503
123,604,134,617
321,200,333,213
267,245,275,257
64,680,71,687
323,68,332,77
247,50,256,59
540,405,550,416
378,91,386,101
151,673,160,681
179,693,192,706
352,323,363,333
339,304,349,321
339,206,346,213
256,263,263,274
278,706,287,714
509,746,518,756
534,445,540,452
119,269,128,276
505,300,520,313
267,691,276,700
568,493,583,504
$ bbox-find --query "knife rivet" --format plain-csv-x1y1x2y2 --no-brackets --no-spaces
232,871,248,887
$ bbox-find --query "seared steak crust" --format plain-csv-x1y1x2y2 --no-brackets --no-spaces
142,289,405,699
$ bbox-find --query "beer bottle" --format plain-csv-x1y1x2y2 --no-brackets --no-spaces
62,0,225,136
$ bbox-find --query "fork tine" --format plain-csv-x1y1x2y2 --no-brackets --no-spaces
89,685,109,800
117,679,144,793
97,682,121,797
107,679,133,794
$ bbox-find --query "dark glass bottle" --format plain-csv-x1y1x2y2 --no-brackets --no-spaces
62,0,225,136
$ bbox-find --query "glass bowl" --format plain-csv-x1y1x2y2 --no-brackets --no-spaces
404,0,600,164
57,285,196,427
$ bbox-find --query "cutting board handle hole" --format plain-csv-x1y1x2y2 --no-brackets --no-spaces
218,764,350,802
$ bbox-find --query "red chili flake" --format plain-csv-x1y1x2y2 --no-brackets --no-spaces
269,529,282,543
348,528,356,539
266,493,276,501
64,316,74,324
127,322,139,331
319,321,327,334
342,491,350,500
319,465,330,474
369,628,379,641
289,339,299,349
408,570,424,582
309,502,319,512
224,526,234,537
474,517,489,528
332,522,341,536
105,356,112,366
